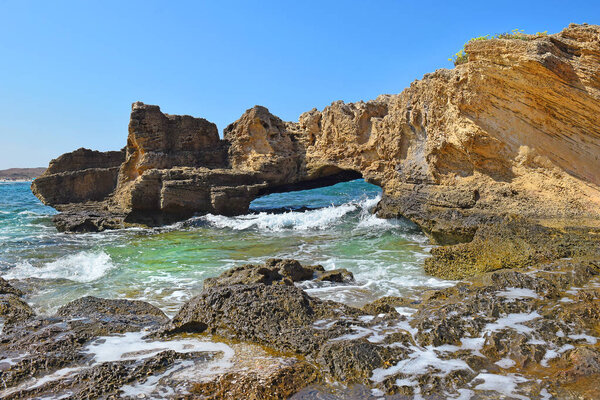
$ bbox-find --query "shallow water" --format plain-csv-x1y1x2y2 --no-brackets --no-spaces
0,180,452,316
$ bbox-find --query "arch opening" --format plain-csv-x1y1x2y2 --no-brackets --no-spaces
250,176,382,214
256,169,364,198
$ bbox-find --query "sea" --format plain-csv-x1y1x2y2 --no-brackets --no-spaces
0,179,452,317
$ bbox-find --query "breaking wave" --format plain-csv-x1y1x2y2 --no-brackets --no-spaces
4,251,116,282
192,195,400,232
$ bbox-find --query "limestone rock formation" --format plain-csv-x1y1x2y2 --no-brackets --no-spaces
31,147,124,205
32,24,600,244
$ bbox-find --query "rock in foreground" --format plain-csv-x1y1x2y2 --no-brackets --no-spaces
2,257,600,399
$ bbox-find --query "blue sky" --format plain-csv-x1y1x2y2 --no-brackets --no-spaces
0,0,597,168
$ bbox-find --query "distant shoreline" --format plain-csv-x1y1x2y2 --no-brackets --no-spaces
0,167,46,182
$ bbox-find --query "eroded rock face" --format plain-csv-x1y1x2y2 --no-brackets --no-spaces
33,24,600,240
31,148,125,206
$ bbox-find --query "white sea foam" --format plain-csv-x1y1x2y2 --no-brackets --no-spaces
3,251,115,282
371,345,471,383
495,358,516,369
482,312,541,335
0,366,83,397
119,360,193,398
449,389,474,400
496,288,540,300
568,333,598,344
201,202,358,231
473,373,528,399
541,344,574,367
83,331,234,365
86,332,236,397
196,195,400,233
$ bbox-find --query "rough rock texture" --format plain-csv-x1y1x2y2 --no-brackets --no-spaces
55,296,169,329
0,277,23,296
33,24,600,240
0,294,35,324
165,283,363,355
155,258,600,398
191,358,320,400
3,256,600,399
425,218,600,279
0,290,318,400
202,258,354,289
31,148,125,205
0,278,34,324
0,296,172,395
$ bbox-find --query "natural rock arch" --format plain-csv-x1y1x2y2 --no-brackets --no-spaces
32,24,600,243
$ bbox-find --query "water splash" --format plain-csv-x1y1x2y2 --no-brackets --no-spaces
3,251,115,282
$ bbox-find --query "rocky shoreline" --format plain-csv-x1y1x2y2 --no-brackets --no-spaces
1,244,599,399
2,22,599,399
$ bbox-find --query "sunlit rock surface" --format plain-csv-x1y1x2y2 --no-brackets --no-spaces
32,24,600,243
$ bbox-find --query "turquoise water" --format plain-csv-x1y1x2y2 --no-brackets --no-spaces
0,180,451,316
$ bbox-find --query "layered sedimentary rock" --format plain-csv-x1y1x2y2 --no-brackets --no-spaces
32,24,600,244
31,148,125,205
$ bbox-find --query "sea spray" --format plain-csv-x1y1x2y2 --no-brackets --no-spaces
4,251,115,282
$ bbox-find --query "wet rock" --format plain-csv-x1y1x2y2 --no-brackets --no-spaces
203,263,293,289
481,331,546,368
316,339,405,383
0,297,170,389
266,258,325,281
52,207,127,232
5,277,72,296
0,294,34,324
558,347,600,384
361,296,413,315
202,258,325,289
0,277,23,296
315,268,355,283
56,296,169,331
1,349,215,400
425,219,600,279
201,259,355,291
165,283,362,355
191,358,320,400
0,317,105,388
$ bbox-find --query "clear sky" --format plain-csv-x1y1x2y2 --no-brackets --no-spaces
0,0,597,169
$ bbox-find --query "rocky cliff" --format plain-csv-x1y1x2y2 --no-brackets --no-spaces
33,24,600,246
32,148,125,205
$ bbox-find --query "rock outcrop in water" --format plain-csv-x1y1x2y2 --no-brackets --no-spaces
32,147,125,205
32,24,600,245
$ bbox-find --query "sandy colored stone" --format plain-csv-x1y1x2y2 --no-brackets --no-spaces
31,24,600,244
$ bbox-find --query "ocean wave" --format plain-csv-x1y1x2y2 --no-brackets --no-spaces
192,195,391,232
17,210,42,216
3,251,116,282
